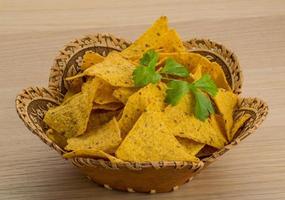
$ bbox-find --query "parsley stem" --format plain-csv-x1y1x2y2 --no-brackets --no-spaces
161,77,177,81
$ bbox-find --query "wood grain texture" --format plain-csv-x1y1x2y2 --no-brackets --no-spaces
0,0,285,199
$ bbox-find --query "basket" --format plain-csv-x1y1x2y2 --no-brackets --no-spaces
15,34,268,193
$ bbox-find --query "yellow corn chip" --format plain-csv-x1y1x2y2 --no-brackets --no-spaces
118,83,166,137
83,52,136,87
230,113,251,141
93,102,123,111
191,64,202,81
92,78,120,104
116,111,199,162
81,51,104,70
120,16,169,60
63,149,124,163
160,52,231,90
46,129,67,149
63,90,78,102
112,87,138,104
44,78,97,138
163,94,227,149
154,29,186,53
65,118,122,153
87,110,121,131
213,89,238,141
176,137,205,156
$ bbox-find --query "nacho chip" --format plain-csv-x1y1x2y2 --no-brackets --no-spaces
46,129,67,149
191,64,202,81
83,52,136,87
63,149,124,163
213,89,238,141
176,137,205,156
92,78,120,104
44,78,97,138
65,118,122,153
154,29,186,53
93,102,123,111
112,87,138,104
87,110,121,131
163,94,227,149
63,90,78,102
81,51,104,70
120,16,169,60
160,52,231,90
116,111,199,162
230,113,251,141
118,83,166,137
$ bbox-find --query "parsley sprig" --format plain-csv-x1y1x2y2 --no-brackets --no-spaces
132,50,218,121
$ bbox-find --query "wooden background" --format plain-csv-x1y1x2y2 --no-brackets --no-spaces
1,0,285,199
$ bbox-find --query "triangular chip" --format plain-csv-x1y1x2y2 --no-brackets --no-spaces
44,78,97,138
81,51,104,70
154,29,186,53
163,94,227,149
112,87,138,104
176,137,205,156
118,83,166,137
230,113,251,141
92,78,120,104
65,118,122,153
160,52,231,90
46,129,67,149
116,111,199,162
63,149,124,163
85,52,136,87
86,110,121,131
213,89,238,141
120,16,169,60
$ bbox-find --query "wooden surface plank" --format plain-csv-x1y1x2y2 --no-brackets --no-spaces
0,0,284,199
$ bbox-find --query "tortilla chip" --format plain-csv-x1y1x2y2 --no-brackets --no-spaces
116,111,199,162
81,51,104,70
120,16,169,60
82,52,136,87
112,87,138,104
65,118,122,153
86,110,121,131
46,129,67,149
66,77,83,93
63,149,124,163
176,137,205,156
118,83,167,137
44,79,97,138
63,90,79,102
230,113,251,141
154,29,186,53
93,102,123,111
92,78,120,104
160,52,231,90
191,64,202,81
213,89,238,141
163,94,227,149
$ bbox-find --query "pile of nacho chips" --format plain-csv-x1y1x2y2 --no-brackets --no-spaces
44,16,247,163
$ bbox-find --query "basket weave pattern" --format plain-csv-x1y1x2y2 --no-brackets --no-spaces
15,34,268,193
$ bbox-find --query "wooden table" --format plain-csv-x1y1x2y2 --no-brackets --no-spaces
1,0,285,199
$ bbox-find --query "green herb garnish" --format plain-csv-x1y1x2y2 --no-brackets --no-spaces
132,49,218,121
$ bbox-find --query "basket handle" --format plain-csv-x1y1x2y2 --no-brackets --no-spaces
15,86,65,155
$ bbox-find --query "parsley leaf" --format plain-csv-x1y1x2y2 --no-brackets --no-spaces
165,80,189,105
191,87,215,121
132,65,161,87
160,58,189,77
139,49,158,70
133,50,161,87
193,74,218,96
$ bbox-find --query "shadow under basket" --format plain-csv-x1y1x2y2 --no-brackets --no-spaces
15,34,268,193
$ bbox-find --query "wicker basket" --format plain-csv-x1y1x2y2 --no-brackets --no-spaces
15,34,268,193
